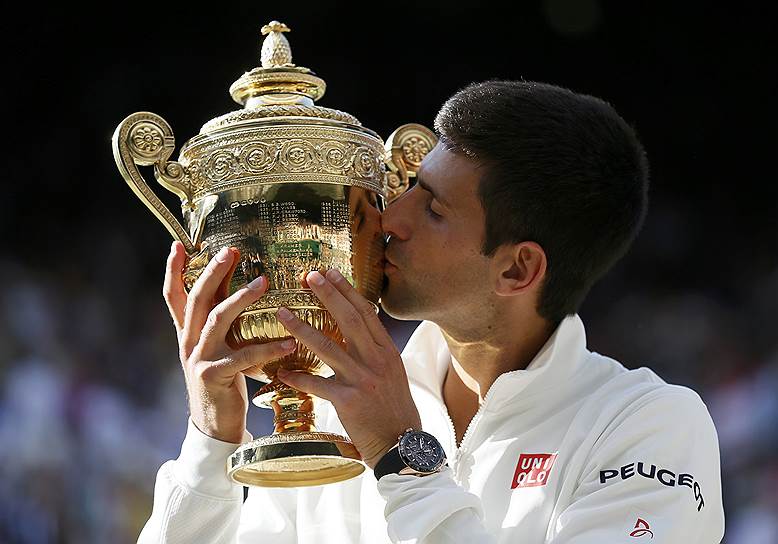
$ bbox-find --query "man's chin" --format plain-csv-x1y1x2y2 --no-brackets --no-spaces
379,287,424,321
379,301,418,321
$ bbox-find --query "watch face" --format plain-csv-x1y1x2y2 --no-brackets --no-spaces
399,431,445,472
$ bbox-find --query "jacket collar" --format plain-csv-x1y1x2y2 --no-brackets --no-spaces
401,314,589,412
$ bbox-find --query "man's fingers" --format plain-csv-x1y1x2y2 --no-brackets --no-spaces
163,241,188,332
304,270,378,357
216,247,241,302
199,276,270,351
325,268,394,347
276,307,354,376
203,340,297,384
181,246,237,355
276,369,342,402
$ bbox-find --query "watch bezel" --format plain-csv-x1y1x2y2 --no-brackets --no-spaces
397,429,447,474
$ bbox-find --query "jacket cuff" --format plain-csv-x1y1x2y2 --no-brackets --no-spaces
171,417,253,498
376,465,458,503
377,466,485,542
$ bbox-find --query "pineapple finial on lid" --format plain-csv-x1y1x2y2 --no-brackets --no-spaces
229,21,326,107
260,21,293,68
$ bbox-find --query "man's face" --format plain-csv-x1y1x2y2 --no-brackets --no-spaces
380,144,493,323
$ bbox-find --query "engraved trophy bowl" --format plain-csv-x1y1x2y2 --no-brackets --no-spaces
111,21,437,487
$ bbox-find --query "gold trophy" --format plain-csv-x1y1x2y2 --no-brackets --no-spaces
111,21,436,487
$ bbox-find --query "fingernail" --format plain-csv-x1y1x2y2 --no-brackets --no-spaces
281,339,295,350
326,269,343,282
308,271,325,286
247,276,265,290
215,247,231,263
170,241,177,253
277,307,293,321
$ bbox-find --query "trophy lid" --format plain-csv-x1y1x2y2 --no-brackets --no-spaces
198,21,362,134
169,21,386,205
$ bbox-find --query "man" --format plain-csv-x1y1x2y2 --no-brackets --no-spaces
139,80,724,543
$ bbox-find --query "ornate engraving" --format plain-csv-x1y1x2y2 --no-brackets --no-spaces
385,123,438,204
402,136,430,166
353,146,378,177
180,126,386,198
319,141,349,171
241,142,278,173
206,150,240,181
386,171,407,202
239,431,354,448
253,290,322,310
186,125,379,152
280,140,318,172
131,123,164,156
201,105,360,132
275,410,313,422
185,161,206,194
165,162,183,178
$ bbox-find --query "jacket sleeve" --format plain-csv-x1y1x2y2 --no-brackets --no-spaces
377,387,724,544
137,418,297,544
547,388,725,543
377,466,497,544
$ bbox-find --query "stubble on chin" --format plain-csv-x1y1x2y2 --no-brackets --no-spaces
380,275,432,321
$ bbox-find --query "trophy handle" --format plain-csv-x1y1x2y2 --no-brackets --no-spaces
384,123,438,204
112,112,198,255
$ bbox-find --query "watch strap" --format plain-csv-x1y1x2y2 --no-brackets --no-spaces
373,445,407,480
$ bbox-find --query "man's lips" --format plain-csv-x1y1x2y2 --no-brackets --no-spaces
384,253,399,272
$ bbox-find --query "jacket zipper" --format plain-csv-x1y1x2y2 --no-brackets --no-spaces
442,409,458,464
441,380,500,481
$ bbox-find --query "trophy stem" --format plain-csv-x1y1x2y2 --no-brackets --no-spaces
267,383,317,434
227,376,365,487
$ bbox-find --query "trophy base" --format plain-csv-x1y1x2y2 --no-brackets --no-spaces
228,431,365,487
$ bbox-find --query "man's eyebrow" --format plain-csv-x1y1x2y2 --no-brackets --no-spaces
416,174,450,208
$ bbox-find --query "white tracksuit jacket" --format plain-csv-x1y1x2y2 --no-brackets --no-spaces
138,315,725,543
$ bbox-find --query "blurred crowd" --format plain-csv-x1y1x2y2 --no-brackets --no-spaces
0,222,775,543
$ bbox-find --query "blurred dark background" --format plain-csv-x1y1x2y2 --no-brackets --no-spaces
1,2,776,542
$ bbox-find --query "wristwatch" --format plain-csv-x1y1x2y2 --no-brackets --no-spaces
373,428,447,480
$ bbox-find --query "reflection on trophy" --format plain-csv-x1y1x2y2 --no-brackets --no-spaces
112,21,436,487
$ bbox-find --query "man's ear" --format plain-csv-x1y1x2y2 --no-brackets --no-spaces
492,242,547,297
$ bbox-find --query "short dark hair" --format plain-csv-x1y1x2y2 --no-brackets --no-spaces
434,80,649,326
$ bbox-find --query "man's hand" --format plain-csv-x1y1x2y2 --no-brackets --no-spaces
275,269,422,469
164,241,296,444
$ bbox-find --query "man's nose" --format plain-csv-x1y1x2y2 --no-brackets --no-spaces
380,192,411,242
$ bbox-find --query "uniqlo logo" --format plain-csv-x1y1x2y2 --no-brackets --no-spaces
511,453,558,489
